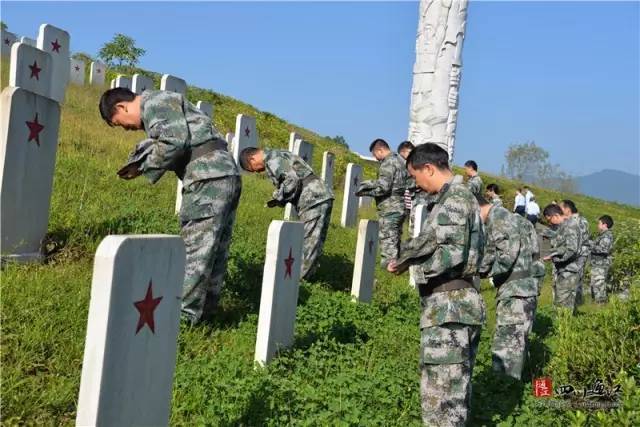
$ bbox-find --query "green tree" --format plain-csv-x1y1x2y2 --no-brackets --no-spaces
98,33,145,68
72,52,94,64
504,141,549,181
1,21,8,31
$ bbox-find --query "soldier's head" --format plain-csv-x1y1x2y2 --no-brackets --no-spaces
475,195,492,224
406,143,452,194
369,138,391,161
598,215,613,231
560,199,578,217
486,183,500,199
464,160,478,177
397,141,415,160
99,88,143,130
543,204,565,225
239,147,265,172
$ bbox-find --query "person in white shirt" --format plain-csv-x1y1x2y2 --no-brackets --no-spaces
526,196,540,224
524,186,534,208
514,188,526,216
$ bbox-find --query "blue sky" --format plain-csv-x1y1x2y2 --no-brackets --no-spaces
3,1,639,176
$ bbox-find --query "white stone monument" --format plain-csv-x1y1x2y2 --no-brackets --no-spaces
36,24,69,103
175,181,183,215
293,139,313,165
225,132,234,145
160,74,187,95
255,221,304,366
69,58,84,85
20,36,36,47
1,30,17,56
284,204,298,221
408,0,468,160
409,204,428,288
232,114,257,167
288,132,301,152
340,163,362,227
76,235,185,427
89,61,106,86
351,220,379,303
196,101,213,118
132,73,154,94
9,43,53,99
321,151,334,189
115,74,132,90
0,87,61,262
359,196,373,209
109,79,116,89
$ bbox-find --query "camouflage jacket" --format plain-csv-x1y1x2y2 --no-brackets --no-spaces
132,90,239,187
549,215,583,273
591,229,613,265
396,179,485,328
491,196,503,207
356,152,407,214
467,174,483,197
479,205,538,300
514,214,546,282
264,149,333,213
574,214,592,258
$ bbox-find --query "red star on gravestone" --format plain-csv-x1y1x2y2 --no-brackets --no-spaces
29,60,41,80
302,155,308,162
25,113,44,146
51,38,61,53
4,38,10,45
97,68,101,73
353,176,359,186
284,247,295,279
133,280,163,334
244,126,251,138
74,65,80,71
368,239,374,254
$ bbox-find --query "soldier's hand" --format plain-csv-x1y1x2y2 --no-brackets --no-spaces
543,255,552,262
117,163,142,180
265,199,279,208
387,260,399,274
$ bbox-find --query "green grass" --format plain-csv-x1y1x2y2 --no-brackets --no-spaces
1,61,639,426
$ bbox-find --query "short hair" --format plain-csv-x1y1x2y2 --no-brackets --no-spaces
543,204,563,217
518,187,523,192
486,183,500,194
239,147,261,171
397,141,414,153
464,160,478,171
99,87,136,126
524,185,530,190
369,138,390,152
599,215,614,229
406,143,449,170
476,194,490,206
560,199,578,213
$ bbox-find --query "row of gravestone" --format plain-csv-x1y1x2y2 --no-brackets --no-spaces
76,217,379,425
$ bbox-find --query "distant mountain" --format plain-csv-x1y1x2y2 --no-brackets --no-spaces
576,169,640,207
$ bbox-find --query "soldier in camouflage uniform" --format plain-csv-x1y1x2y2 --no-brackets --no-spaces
514,214,547,298
560,200,591,305
239,148,333,279
100,88,242,325
485,183,503,207
464,160,483,197
590,215,614,303
356,139,408,268
477,196,538,380
387,144,486,427
542,204,583,314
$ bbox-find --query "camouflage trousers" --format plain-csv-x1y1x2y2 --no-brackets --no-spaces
575,255,589,306
492,296,537,380
299,200,332,280
378,210,406,268
590,262,610,303
420,323,482,427
180,176,242,324
553,269,579,314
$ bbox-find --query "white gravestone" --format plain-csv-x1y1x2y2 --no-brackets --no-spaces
69,58,84,85
89,61,106,86
288,132,301,152
160,74,187,95
76,235,185,427
225,132,234,145
409,204,428,288
293,139,313,165
132,74,154,94
321,151,334,189
359,196,373,209
20,36,36,47
284,204,298,221
255,221,304,366
175,181,183,215
351,220,379,303
0,87,60,262
109,79,116,89
9,43,53,99
1,30,18,56
115,74,132,90
36,24,69,103
232,114,257,167
340,163,362,227
196,101,213,118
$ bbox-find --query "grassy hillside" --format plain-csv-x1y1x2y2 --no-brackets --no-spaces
1,61,639,426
